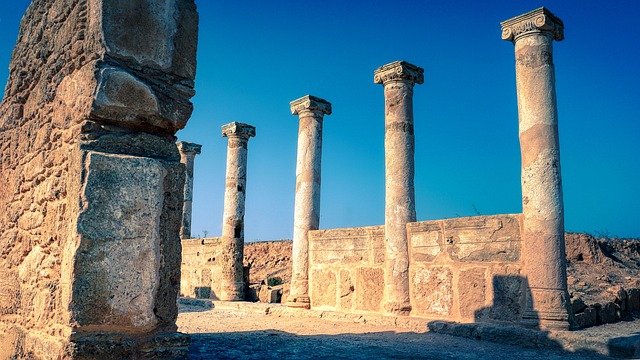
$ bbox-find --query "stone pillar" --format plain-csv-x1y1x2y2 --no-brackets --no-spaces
177,141,202,239
374,61,424,315
501,7,571,330
286,95,332,309
220,122,255,301
0,0,198,358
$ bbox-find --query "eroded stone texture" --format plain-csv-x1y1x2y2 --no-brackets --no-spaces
412,267,453,316
307,226,385,313
219,122,255,301
0,0,198,358
501,7,571,330
177,141,202,239
287,95,331,309
459,268,487,319
355,268,384,312
374,61,423,316
310,269,337,309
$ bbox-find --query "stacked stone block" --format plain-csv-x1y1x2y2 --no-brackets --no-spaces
0,0,198,358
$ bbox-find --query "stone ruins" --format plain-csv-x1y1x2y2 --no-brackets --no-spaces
0,1,579,358
178,6,572,331
0,0,198,358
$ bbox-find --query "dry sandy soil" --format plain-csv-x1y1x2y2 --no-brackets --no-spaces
177,305,610,360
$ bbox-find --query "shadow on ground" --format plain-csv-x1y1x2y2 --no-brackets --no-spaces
187,329,609,360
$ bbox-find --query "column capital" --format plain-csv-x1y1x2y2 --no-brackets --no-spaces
290,95,332,116
177,141,202,156
501,7,564,43
374,61,424,86
222,122,256,140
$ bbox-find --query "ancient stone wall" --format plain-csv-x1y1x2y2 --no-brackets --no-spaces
307,215,525,322
307,226,386,313
0,0,198,358
180,238,223,300
407,215,523,322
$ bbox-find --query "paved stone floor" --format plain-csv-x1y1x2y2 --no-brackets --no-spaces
177,305,610,360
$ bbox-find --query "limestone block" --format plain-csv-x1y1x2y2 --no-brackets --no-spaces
408,222,442,262
571,297,587,314
444,215,521,262
258,285,282,304
489,275,524,321
71,151,166,328
458,267,487,319
627,288,640,311
355,268,384,312
309,228,373,265
597,302,616,324
411,266,453,316
339,270,354,310
372,232,386,264
574,306,597,329
310,269,337,308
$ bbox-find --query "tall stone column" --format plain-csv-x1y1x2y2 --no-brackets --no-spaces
286,95,332,309
220,122,255,301
501,7,571,330
374,61,424,315
177,141,202,239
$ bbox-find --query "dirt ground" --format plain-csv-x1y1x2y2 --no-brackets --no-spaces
177,305,610,360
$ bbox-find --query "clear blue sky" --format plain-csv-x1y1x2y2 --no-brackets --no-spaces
1,1,639,239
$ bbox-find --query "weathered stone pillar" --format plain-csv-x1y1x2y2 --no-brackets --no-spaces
286,95,332,309
177,141,202,239
501,7,571,330
0,0,198,358
374,61,424,315
220,122,255,301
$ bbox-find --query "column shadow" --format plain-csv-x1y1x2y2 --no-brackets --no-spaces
426,275,608,358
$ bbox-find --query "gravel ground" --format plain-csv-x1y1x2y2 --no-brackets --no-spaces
177,306,609,360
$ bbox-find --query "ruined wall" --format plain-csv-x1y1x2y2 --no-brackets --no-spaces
0,1,198,358
180,238,223,300
308,226,386,313
307,215,525,322
407,215,524,322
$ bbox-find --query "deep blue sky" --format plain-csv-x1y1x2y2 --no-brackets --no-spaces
1,1,639,239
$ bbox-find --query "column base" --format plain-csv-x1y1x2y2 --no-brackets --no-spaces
383,301,412,316
522,310,572,331
523,288,573,331
219,283,245,301
286,296,311,309
70,331,190,359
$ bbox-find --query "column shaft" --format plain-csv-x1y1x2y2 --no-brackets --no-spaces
374,61,423,315
383,80,416,315
178,142,201,239
220,122,255,301
287,95,331,309
502,7,571,330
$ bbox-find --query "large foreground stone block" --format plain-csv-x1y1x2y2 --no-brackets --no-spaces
0,0,198,358
72,152,165,328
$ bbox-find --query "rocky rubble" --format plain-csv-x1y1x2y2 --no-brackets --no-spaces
566,233,640,328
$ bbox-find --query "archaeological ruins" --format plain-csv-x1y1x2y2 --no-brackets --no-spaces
0,0,198,358
179,6,572,329
3,1,633,359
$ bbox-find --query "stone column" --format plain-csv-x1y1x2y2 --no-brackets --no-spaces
286,95,332,309
177,141,202,239
220,122,255,301
501,7,571,330
374,61,424,315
